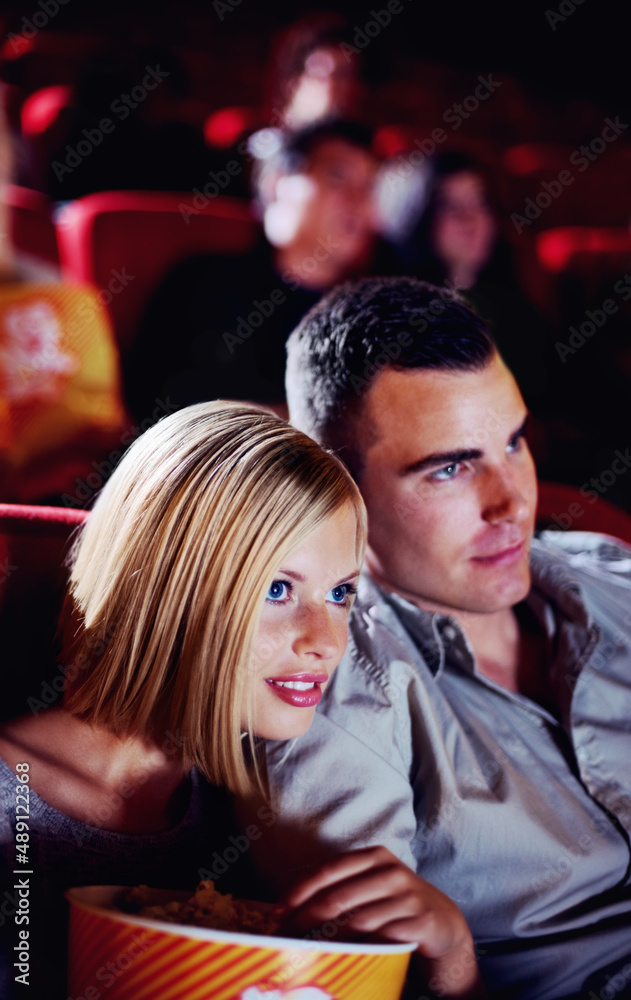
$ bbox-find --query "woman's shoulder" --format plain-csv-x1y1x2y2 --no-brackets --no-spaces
0,708,78,796
0,710,55,775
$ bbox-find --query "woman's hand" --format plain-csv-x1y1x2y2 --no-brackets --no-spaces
279,846,486,998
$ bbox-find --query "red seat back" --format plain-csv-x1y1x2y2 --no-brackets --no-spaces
537,227,631,275
20,84,73,138
0,503,89,720
55,191,259,354
5,184,59,265
535,226,631,317
503,144,631,229
537,481,631,545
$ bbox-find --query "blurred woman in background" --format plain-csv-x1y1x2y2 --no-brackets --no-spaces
379,148,550,409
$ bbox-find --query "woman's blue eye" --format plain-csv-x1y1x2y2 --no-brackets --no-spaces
267,580,288,602
327,585,348,604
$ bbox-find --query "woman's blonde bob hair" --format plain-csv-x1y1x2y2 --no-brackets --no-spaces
65,401,366,795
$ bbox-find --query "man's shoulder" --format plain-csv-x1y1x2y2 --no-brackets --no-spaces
531,530,631,629
532,529,631,579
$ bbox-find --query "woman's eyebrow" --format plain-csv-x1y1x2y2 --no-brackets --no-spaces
276,569,361,584
275,569,305,581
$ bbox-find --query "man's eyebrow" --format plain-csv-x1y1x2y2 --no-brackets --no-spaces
512,415,529,440
400,415,530,477
401,448,482,477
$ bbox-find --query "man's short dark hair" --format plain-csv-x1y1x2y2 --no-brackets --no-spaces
278,117,374,175
254,118,374,208
286,275,496,477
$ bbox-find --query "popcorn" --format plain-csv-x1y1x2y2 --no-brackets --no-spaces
124,881,280,935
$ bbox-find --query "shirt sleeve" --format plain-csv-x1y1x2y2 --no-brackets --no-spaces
256,656,419,893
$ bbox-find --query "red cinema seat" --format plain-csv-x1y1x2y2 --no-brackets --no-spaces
204,106,262,148
537,227,631,274
536,227,631,312
54,191,260,355
20,84,73,139
537,481,631,545
503,143,631,230
0,503,89,721
5,184,59,265
503,142,571,177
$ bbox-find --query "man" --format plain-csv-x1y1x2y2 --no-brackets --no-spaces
257,117,379,291
260,276,631,1000
124,118,390,422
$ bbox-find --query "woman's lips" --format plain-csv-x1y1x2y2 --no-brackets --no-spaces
265,674,328,708
471,540,525,567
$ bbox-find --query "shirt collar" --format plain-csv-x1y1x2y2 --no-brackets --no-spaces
528,538,600,706
360,574,473,679
359,537,596,681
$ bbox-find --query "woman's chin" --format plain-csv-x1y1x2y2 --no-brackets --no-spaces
254,712,316,743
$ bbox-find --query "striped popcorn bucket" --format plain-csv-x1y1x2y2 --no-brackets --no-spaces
66,886,414,1000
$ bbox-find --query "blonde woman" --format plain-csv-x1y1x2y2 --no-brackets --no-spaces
0,402,482,999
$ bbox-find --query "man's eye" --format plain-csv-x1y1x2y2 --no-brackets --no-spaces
326,168,347,185
507,434,524,454
430,462,460,482
267,580,289,602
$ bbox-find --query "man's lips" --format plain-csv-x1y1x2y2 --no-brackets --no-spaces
471,539,526,567
265,673,328,708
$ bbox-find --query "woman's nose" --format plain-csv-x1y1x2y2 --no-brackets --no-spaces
291,603,341,659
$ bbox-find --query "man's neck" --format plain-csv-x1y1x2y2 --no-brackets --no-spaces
274,242,372,291
370,571,553,706
436,600,553,709
452,605,523,691
401,598,523,692
275,244,340,290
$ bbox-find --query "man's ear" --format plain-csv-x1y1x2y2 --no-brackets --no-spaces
264,172,311,248
257,163,284,210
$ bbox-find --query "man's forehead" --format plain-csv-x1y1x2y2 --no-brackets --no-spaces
356,357,524,456
307,138,375,170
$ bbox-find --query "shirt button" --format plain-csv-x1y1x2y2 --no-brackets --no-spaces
443,625,457,641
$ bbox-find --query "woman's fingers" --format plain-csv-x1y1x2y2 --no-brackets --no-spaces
285,846,471,957
289,891,466,956
283,848,485,997
284,845,395,911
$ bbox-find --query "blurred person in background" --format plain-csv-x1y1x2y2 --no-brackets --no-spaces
378,149,551,412
124,117,391,422
205,12,370,199
0,103,57,283
0,106,126,503
255,117,380,291
267,12,366,131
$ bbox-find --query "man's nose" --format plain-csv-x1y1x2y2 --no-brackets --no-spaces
291,603,340,659
482,466,531,525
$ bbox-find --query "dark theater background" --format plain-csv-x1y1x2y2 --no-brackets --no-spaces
0,0,630,524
